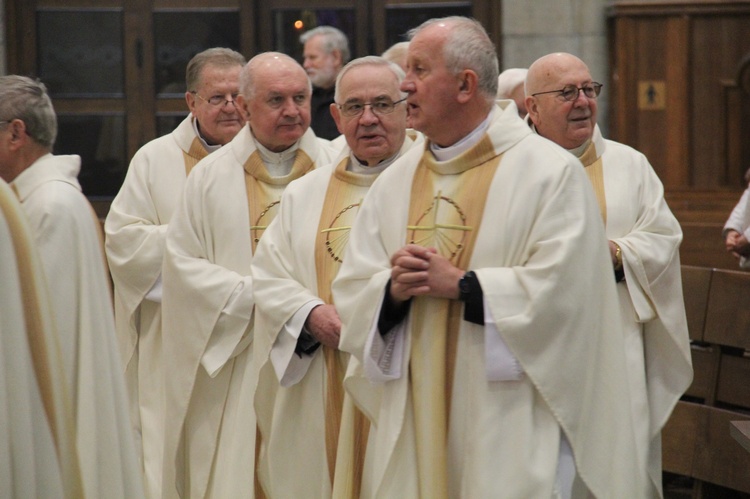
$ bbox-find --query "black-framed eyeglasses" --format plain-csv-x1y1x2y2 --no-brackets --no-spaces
531,82,603,102
337,97,407,118
191,91,239,107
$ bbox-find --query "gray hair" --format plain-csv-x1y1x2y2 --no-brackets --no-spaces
381,41,409,65
408,16,498,104
0,75,57,148
334,56,406,103
186,47,246,92
240,52,311,101
300,26,351,65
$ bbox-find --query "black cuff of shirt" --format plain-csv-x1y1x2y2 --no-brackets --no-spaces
460,271,485,325
378,279,412,336
294,329,321,357
614,266,625,283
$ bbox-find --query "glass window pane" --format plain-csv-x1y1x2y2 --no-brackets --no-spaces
37,9,124,97
157,113,189,138
385,3,472,47
154,11,241,96
55,114,126,198
273,9,356,62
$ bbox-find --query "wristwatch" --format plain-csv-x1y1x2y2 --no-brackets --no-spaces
458,271,475,302
614,243,623,270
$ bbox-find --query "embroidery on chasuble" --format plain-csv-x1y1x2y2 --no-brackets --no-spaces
313,157,377,493
243,149,314,252
405,138,503,498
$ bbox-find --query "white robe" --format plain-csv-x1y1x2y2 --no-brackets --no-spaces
581,126,693,497
0,178,82,499
252,135,419,498
11,154,144,499
332,102,646,498
723,185,750,269
105,115,208,498
161,126,335,498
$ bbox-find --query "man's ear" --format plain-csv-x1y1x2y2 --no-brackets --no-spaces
525,96,540,125
185,91,197,116
8,120,28,149
235,94,250,122
456,70,478,103
330,102,344,135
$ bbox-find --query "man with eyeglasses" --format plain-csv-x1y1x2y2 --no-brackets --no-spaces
332,18,645,498
251,55,420,498
104,47,245,499
160,51,336,499
0,75,144,498
527,52,693,498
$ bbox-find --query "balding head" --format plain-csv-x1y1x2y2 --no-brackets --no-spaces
237,52,312,152
525,52,599,150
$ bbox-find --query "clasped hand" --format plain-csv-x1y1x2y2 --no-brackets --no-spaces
389,244,464,304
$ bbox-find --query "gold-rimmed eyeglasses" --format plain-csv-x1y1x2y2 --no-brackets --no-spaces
191,91,239,107
531,82,603,102
337,97,407,118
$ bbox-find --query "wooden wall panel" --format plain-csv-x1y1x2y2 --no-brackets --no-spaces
691,14,750,189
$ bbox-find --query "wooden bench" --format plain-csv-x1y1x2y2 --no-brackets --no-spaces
662,266,750,495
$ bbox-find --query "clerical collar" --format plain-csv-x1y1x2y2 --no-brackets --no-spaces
192,118,222,153
568,140,591,158
254,138,300,177
347,151,398,175
430,107,495,162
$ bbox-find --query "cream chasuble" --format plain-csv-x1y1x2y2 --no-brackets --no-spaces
105,115,209,499
576,126,693,498
13,154,144,499
252,135,420,499
333,101,647,498
0,179,83,499
162,126,332,499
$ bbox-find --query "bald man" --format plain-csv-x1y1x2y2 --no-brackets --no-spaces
160,52,336,498
526,52,693,498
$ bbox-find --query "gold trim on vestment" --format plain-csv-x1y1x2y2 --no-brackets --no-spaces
579,140,607,225
407,137,504,498
182,136,210,176
244,149,314,252
0,183,84,497
314,156,373,494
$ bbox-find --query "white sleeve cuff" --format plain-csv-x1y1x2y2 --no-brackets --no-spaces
271,299,324,387
484,296,524,381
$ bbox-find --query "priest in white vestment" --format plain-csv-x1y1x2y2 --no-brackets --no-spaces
525,52,693,498
0,178,83,499
104,47,245,499
332,17,647,498
161,52,336,498
252,56,421,498
0,75,144,498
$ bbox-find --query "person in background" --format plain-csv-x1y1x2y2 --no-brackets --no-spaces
381,41,409,72
332,16,645,498
160,52,335,499
496,67,528,117
104,47,245,499
301,25,351,140
0,75,144,499
526,51,693,498
723,167,750,268
252,55,418,499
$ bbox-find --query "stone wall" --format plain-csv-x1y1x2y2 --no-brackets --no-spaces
501,0,610,133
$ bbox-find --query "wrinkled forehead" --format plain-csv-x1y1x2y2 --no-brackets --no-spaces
542,59,592,89
339,66,401,100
